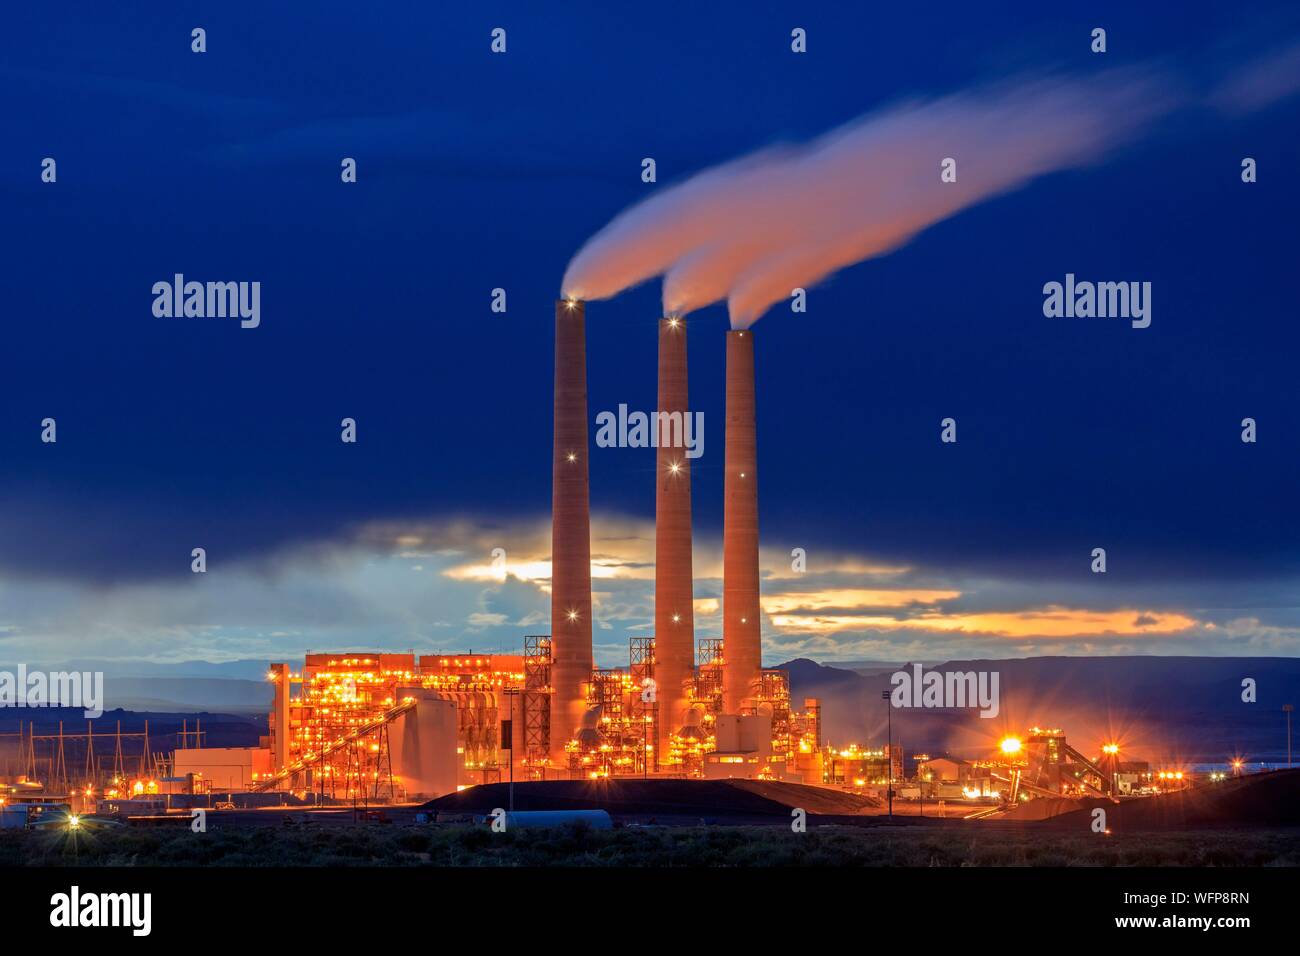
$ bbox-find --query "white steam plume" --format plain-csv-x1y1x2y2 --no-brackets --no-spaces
561,69,1176,327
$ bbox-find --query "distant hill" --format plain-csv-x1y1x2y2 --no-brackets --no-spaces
104,677,272,713
0,660,276,714
779,656,1300,768
5,659,276,681
831,659,931,675
0,707,267,761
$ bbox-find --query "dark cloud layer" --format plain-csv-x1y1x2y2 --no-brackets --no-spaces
2,3,1299,603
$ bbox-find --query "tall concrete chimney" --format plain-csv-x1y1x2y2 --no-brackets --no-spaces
722,329,762,714
551,299,593,766
654,316,694,767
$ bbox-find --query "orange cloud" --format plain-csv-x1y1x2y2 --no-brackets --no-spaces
762,588,960,614
769,606,1199,638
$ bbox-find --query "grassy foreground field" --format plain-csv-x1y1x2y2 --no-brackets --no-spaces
4,823,1300,867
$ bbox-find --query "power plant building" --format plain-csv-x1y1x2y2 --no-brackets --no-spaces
0,302,1207,816
150,300,826,801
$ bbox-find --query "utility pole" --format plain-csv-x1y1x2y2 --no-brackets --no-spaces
508,690,515,813
1284,704,1294,769
881,690,893,821
113,721,124,783
85,721,94,787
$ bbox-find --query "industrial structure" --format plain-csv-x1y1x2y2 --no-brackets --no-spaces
0,720,164,806
653,315,694,769
550,299,594,767
722,329,763,717
0,299,1208,815
144,298,826,800
913,729,1169,804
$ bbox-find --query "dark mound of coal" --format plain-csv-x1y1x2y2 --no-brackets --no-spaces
1046,769,1300,830
423,778,878,818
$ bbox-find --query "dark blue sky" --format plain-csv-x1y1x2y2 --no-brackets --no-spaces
3,3,1300,664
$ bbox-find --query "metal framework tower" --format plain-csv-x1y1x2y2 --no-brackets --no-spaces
523,635,552,775
694,639,724,713
629,637,657,773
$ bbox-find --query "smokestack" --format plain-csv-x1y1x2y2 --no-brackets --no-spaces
551,299,593,765
722,329,761,714
654,316,694,767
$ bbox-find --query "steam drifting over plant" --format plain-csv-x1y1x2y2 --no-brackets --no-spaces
562,69,1175,327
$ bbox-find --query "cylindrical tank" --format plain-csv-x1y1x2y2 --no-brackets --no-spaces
493,810,613,830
